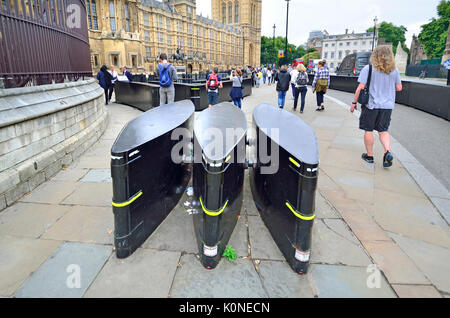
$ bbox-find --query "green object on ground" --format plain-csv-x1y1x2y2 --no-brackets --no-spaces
223,245,237,262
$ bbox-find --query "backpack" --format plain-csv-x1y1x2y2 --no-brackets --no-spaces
316,78,328,93
159,64,172,87
207,74,219,90
296,72,308,86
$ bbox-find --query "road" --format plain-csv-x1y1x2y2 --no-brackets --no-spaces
325,89,450,191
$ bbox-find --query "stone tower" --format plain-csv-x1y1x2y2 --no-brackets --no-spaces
211,0,261,66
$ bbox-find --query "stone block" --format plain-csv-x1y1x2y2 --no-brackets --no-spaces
0,125,16,143
0,169,20,194
44,159,63,180
20,181,77,204
392,284,442,298
5,181,29,205
28,171,46,191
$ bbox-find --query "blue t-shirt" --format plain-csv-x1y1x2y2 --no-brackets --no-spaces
358,65,401,110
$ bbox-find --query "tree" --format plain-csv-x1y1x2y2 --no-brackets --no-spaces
260,36,305,66
301,51,320,67
367,22,409,55
418,0,450,59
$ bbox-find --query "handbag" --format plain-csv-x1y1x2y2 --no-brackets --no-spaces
358,65,372,105
315,78,328,93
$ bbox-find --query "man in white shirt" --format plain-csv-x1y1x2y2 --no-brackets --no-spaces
108,65,118,103
290,66,299,100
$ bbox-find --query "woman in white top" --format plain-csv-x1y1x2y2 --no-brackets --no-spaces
108,65,118,103
267,68,272,86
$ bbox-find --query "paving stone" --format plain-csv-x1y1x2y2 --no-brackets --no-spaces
170,254,267,298
374,189,450,248
61,182,112,207
143,204,197,253
321,165,374,204
247,215,284,261
330,135,365,151
20,181,78,204
310,264,396,298
339,210,391,242
320,148,375,174
42,206,113,245
228,215,249,258
389,233,450,294
317,171,341,192
51,167,89,182
258,260,315,298
392,285,442,298
323,219,360,245
363,241,429,285
312,219,371,266
0,202,71,238
315,191,340,219
79,169,112,183
311,116,345,130
73,154,110,169
0,236,61,296
374,166,425,199
84,248,180,298
429,196,450,225
312,129,337,142
243,173,258,216
15,242,111,298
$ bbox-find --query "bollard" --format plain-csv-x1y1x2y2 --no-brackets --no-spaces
192,103,247,269
249,104,319,274
111,100,195,258
190,87,201,109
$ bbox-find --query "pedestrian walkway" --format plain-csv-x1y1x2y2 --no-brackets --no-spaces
0,84,448,298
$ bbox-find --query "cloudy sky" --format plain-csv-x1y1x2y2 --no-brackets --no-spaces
195,0,441,47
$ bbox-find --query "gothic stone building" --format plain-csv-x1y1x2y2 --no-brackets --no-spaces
86,0,262,74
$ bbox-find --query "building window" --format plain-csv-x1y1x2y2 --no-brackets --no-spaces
188,37,193,47
167,35,172,45
143,14,149,26
145,46,151,58
338,51,342,59
228,3,232,24
177,21,182,32
187,24,192,34
331,52,335,59
86,1,98,30
177,36,183,47
111,54,119,66
144,31,150,42
324,52,328,59
93,54,99,67
167,19,171,30
222,4,226,24
109,1,116,31
158,32,164,43
339,43,343,47
332,43,335,47
325,43,328,48
235,3,239,23
124,3,130,32
131,55,137,68
157,15,163,28
354,41,358,45
330,62,334,68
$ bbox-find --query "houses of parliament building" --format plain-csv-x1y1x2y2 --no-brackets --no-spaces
86,0,262,74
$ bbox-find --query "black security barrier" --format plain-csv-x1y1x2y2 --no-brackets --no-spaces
307,74,450,120
192,103,248,269
115,78,253,112
111,100,195,258
249,104,319,274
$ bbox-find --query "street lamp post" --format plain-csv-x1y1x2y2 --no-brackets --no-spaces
372,16,378,51
284,0,290,65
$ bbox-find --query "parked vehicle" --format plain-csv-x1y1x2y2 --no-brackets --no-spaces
336,52,372,76
292,58,304,67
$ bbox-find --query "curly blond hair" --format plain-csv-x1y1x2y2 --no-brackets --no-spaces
370,45,396,74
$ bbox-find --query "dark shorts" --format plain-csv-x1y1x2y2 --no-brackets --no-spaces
359,106,393,132
208,91,219,105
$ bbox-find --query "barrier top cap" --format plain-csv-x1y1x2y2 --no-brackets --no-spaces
194,103,248,161
253,104,319,165
112,100,195,154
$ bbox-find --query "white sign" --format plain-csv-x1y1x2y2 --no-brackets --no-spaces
444,59,450,70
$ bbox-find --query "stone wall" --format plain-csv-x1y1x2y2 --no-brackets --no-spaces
0,78,107,211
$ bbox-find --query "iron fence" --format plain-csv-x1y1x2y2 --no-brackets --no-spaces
0,0,92,88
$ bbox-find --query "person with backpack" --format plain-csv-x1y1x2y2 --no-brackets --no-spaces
156,53,178,106
229,69,244,109
271,67,277,84
350,45,403,168
293,64,309,113
96,65,113,105
206,67,223,107
312,60,330,111
275,65,291,109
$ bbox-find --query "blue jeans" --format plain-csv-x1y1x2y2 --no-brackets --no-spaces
263,75,267,84
232,98,242,108
294,86,308,111
291,83,296,98
278,91,287,108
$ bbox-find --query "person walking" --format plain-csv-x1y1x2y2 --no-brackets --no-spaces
275,65,291,109
351,45,402,168
206,67,223,107
312,60,330,111
156,53,178,105
272,67,277,83
251,68,256,87
262,66,268,84
290,65,299,100
229,69,244,109
267,67,272,86
97,65,113,105
108,65,118,103
293,64,309,113
256,69,262,88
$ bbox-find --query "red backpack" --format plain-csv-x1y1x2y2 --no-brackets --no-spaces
207,73,219,90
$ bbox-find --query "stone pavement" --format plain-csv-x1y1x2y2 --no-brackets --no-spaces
0,84,448,298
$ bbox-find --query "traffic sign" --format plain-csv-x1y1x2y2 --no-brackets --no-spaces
444,59,450,70
278,50,284,59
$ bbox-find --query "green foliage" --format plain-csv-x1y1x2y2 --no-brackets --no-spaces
260,36,307,67
418,0,450,58
222,245,237,262
367,22,408,55
301,51,320,67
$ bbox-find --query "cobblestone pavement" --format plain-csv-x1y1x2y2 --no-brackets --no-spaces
1,84,448,298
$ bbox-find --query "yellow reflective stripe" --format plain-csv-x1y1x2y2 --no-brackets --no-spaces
112,191,143,208
225,155,231,163
285,202,315,221
289,157,300,167
199,197,229,216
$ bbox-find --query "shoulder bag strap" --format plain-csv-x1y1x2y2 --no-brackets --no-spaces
366,65,372,90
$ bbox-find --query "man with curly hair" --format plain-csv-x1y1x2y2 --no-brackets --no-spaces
351,46,403,168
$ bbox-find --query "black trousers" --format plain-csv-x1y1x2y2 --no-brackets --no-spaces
316,91,325,106
104,88,109,104
108,84,115,102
